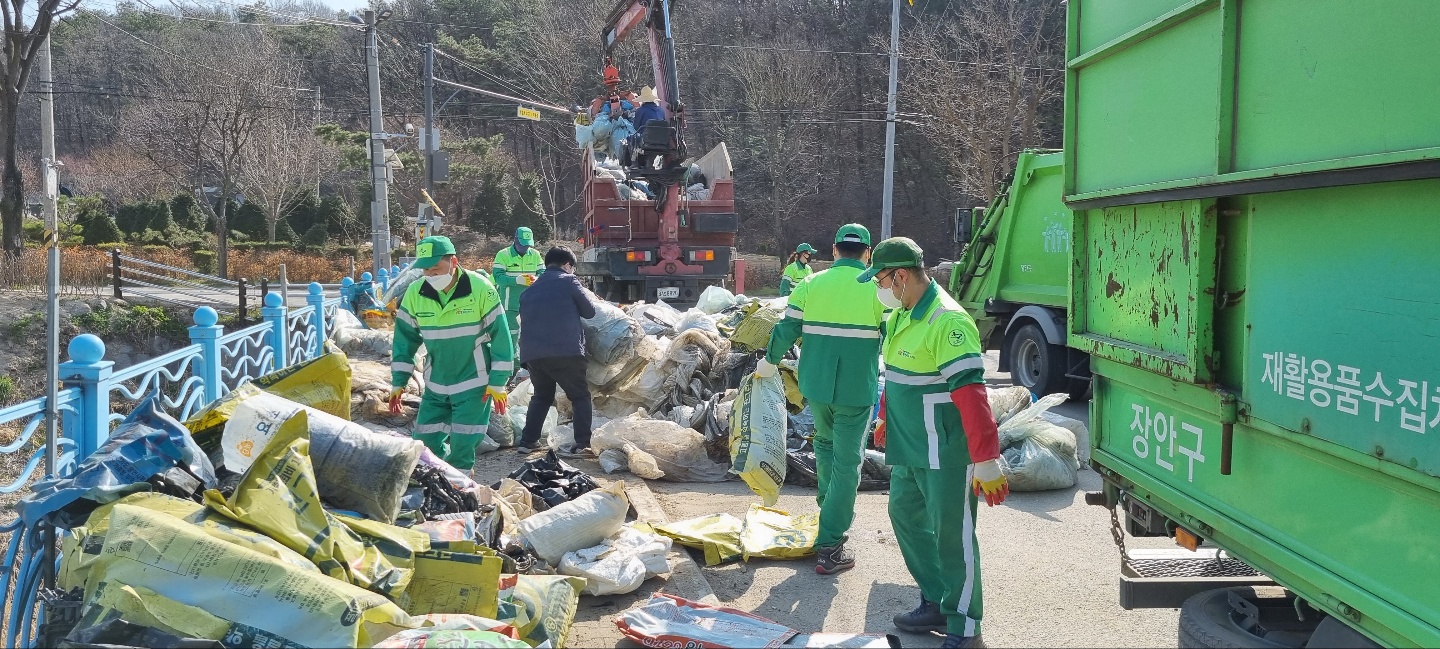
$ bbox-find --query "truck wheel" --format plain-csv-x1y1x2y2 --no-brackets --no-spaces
1177,587,1297,649
1009,323,1066,396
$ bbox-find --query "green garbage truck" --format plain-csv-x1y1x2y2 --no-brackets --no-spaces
949,149,1091,397
1065,2,1440,647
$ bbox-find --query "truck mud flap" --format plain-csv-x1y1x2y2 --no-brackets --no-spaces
1120,548,1273,610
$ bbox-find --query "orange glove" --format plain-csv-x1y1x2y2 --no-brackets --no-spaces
387,388,404,415
971,458,1010,507
872,391,887,448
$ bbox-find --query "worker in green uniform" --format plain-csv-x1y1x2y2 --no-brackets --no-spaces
390,236,515,472
492,227,544,338
779,243,817,296
758,224,885,575
858,237,1009,649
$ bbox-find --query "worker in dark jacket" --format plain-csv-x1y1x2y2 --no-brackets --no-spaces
515,246,598,458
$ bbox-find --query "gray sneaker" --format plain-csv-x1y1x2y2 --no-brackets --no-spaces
515,444,538,454
814,536,856,575
941,634,984,648
893,598,946,633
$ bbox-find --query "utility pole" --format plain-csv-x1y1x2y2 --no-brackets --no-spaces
314,87,322,198
421,42,436,239
879,0,901,241
38,34,60,588
365,9,392,271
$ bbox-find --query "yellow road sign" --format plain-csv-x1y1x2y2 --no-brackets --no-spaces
517,106,541,121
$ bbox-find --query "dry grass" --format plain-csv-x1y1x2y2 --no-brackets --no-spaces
0,246,361,291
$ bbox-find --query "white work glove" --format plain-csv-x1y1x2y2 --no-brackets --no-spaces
754,358,778,379
971,458,1010,507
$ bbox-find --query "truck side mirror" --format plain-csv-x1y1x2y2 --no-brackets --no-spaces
955,208,973,244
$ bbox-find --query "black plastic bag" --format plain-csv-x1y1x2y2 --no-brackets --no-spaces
784,441,890,491
503,450,600,508
60,619,223,649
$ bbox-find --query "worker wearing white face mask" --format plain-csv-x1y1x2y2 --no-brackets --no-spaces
857,236,1008,649
390,236,514,472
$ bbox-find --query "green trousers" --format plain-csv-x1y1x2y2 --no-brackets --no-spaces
889,464,983,636
414,385,494,470
812,401,871,547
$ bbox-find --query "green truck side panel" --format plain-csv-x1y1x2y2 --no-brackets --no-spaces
952,151,1070,341
1068,1,1440,646
1065,0,1440,204
1068,199,1216,384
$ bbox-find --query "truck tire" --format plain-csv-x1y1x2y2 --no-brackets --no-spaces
1009,323,1066,396
1177,587,1296,649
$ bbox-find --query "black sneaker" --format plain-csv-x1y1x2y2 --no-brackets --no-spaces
555,444,596,459
814,536,856,575
941,634,984,648
893,598,946,633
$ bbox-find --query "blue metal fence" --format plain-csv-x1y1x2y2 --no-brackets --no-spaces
0,283,342,647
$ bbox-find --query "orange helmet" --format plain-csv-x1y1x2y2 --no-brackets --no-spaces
603,59,621,89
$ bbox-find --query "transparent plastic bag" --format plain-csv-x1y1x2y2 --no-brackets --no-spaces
675,309,720,335
594,417,729,482
696,285,738,314
583,298,645,365
1001,438,1078,491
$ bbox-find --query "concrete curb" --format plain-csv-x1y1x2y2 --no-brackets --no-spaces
624,478,720,606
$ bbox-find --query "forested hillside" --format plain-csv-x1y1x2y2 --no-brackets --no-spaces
10,0,1062,268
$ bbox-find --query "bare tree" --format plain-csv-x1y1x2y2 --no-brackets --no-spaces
240,96,328,242
119,26,299,276
0,0,81,256
711,44,841,254
903,0,1065,203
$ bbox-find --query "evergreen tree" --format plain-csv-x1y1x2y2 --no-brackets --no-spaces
275,217,299,243
83,214,124,245
114,201,152,235
469,171,511,237
511,173,550,243
148,200,174,233
170,194,205,231
230,201,268,240
299,222,328,251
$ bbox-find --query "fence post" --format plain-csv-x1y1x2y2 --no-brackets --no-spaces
110,249,122,299
261,292,288,372
279,263,290,309
237,278,249,326
377,267,389,294
391,264,401,278
340,277,355,313
307,282,326,360
189,307,225,404
59,334,113,459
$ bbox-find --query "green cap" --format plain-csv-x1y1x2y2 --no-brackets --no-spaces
413,236,457,270
795,243,817,254
515,227,535,246
834,223,872,246
856,237,925,282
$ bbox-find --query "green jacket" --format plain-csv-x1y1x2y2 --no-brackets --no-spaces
766,258,887,408
880,280,986,469
492,245,543,313
392,269,515,395
779,261,813,296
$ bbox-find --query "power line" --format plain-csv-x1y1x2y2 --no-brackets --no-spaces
674,40,1063,72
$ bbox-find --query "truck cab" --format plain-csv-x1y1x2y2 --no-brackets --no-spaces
949,149,1089,397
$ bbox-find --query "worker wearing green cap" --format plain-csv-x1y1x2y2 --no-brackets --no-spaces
780,242,818,296
390,235,515,471
759,223,886,575
858,236,1007,649
492,227,544,338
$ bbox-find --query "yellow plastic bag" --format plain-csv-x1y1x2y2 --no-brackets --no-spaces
396,546,504,620
202,410,415,598
729,302,783,352
85,503,415,648
740,504,818,561
495,574,586,648
730,373,789,506
185,345,354,441
654,513,744,566
60,492,320,591
78,581,236,644
339,514,434,573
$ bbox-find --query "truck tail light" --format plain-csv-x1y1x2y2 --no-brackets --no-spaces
626,250,653,262
688,249,715,262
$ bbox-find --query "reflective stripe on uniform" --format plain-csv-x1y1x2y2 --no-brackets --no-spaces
392,362,415,374
939,356,985,379
884,370,946,386
423,324,483,340
481,306,503,330
395,310,418,327
802,324,881,339
922,393,950,470
491,360,514,373
785,307,804,319
415,422,450,434
959,463,978,636
450,424,490,435
425,376,489,395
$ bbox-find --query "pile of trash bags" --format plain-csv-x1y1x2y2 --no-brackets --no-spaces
988,387,1088,491
14,348,676,649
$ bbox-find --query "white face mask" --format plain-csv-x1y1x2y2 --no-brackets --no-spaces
877,273,904,309
425,265,456,292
